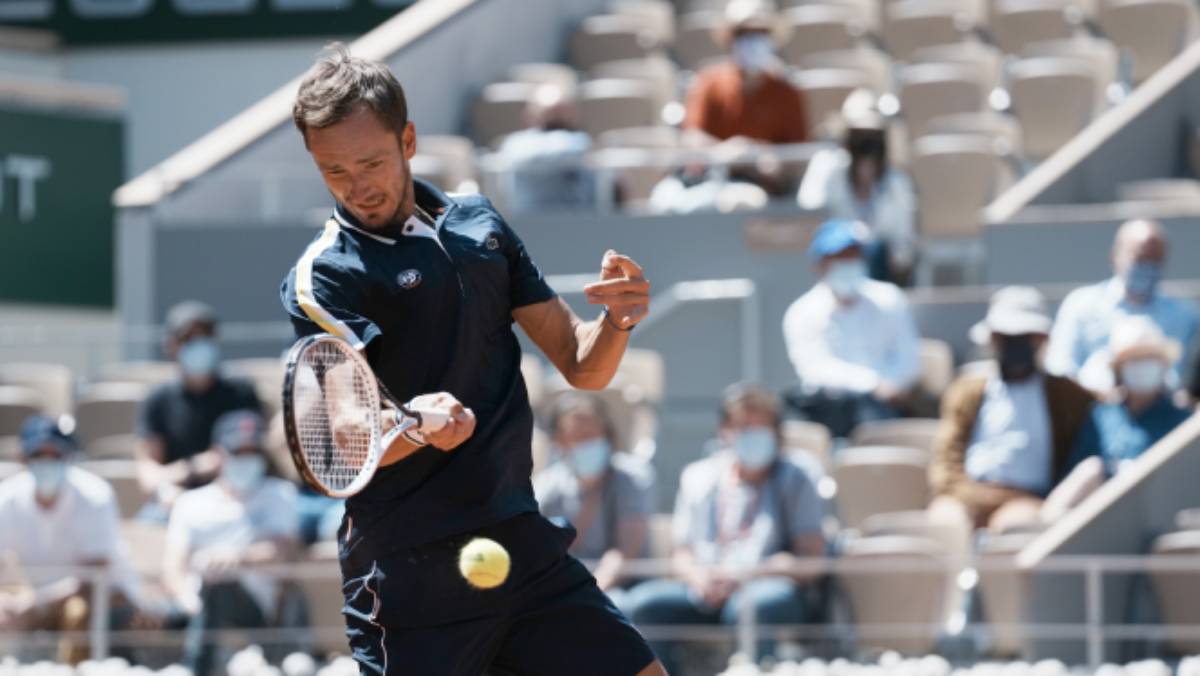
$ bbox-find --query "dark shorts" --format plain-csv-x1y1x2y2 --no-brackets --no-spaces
339,512,656,675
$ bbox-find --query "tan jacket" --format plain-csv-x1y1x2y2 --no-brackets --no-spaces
929,372,1095,496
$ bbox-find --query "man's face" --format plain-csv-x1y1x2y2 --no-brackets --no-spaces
306,105,417,229
720,403,775,441
1113,222,1167,275
554,409,606,451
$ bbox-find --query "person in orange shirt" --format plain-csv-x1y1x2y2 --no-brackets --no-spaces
683,0,810,194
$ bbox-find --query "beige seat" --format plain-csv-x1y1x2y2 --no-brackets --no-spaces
611,0,676,44
120,520,168,580
520,354,546,411
924,111,1025,158
1097,0,1199,84
910,41,1006,95
838,535,949,654
223,357,285,419
471,81,538,147
592,56,680,111
597,126,680,206
1008,56,1098,160
74,382,147,455
801,46,894,94
674,11,725,71
792,68,871,132
780,5,862,65
782,419,833,471
1149,530,1200,655
570,14,662,72
1118,178,1200,202
910,132,1012,239
990,0,1081,55
0,362,72,418
578,78,661,138
0,386,43,460
850,418,941,454
1023,36,1121,106
648,512,674,559
833,446,931,528
79,459,145,519
409,135,478,195
898,63,987,138
96,361,177,389
300,542,348,658
612,348,666,404
883,1,974,61
508,62,579,98
85,435,141,461
785,0,882,32
918,339,956,401
976,531,1040,657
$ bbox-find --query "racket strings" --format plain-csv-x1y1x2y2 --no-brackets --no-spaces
294,341,380,491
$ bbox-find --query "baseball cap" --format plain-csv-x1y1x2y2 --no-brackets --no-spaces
212,410,266,453
166,300,218,339
20,415,76,458
969,286,1053,345
809,218,868,259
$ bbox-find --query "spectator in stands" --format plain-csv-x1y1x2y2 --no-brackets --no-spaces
929,287,1094,533
682,0,810,195
0,416,139,664
1046,218,1198,393
136,301,261,521
164,410,300,676
534,393,655,610
798,91,917,285
1042,318,1194,521
628,384,824,673
496,84,596,212
782,218,921,438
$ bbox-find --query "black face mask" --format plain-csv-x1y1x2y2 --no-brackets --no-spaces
997,335,1037,381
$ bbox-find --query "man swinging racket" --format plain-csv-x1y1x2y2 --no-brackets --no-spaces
280,44,667,676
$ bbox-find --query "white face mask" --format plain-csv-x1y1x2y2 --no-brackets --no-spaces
28,459,67,501
179,338,220,378
1120,358,1166,394
567,438,611,480
222,454,266,495
732,426,777,471
825,259,868,299
731,33,776,74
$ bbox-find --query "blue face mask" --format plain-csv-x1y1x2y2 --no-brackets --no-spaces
825,259,868,299
28,459,67,501
567,438,611,480
1123,261,1162,300
179,338,220,377
222,454,266,495
732,427,776,471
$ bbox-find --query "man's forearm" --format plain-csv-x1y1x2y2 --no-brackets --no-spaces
567,314,632,391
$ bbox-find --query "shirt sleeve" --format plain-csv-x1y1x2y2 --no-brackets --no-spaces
136,386,167,441
255,481,300,540
282,257,382,351
498,218,557,310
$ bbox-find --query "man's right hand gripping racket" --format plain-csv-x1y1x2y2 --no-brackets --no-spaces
282,333,450,497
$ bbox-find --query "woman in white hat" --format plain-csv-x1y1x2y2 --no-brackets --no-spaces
1042,316,1194,520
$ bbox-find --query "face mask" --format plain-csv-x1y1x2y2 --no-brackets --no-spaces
28,459,66,501
732,426,776,471
731,33,775,74
222,454,266,495
825,259,868,299
179,338,220,378
567,438,611,480
1120,358,1166,394
997,335,1037,382
1122,261,1162,300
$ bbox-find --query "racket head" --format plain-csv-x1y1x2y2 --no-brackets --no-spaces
282,334,385,498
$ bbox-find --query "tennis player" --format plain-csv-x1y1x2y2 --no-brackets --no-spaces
280,45,666,676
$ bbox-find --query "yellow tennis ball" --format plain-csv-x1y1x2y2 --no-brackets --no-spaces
459,537,510,590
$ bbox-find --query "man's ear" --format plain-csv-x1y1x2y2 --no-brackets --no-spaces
401,122,417,161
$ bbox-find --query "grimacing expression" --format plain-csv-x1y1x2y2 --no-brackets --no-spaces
305,105,417,229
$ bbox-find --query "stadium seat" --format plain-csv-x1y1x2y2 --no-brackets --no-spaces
591,55,681,111
74,382,147,455
898,63,988,139
613,348,666,404
471,81,538,148
1118,178,1200,202
610,0,676,45
976,531,1040,657
223,356,285,419
598,126,680,204
782,419,833,471
800,46,895,94
0,362,71,419
507,62,579,98
989,0,1082,55
791,68,872,133
910,132,1013,238
925,111,1025,159
1096,0,1199,84
780,5,863,66
96,360,177,388
786,0,882,33
850,418,941,455
883,1,975,62
302,542,354,658
918,338,956,401
910,41,1006,97
578,78,661,138
1149,529,1200,655
0,386,42,461
837,534,949,654
1007,56,1099,160
569,14,663,72
119,520,167,580
674,11,725,72
833,446,931,528
648,512,674,559
1175,508,1200,530
1023,36,1122,106
78,459,145,519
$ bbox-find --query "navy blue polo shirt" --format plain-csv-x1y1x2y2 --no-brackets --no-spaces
280,179,556,548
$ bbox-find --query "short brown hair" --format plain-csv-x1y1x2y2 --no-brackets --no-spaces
719,382,782,430
293,42,409,143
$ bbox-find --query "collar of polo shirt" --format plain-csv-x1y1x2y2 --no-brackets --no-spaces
333,200,442,246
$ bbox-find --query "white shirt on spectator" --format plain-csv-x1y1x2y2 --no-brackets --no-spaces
672,452,823,571
166,478,298,618
0,466,138,600
534,453,656,560
964,375,1053,494
782,278,921,394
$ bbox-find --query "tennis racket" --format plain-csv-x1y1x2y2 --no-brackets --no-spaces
282,333,451,497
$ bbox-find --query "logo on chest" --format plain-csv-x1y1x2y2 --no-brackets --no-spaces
397,269,423,290
485,235,500,251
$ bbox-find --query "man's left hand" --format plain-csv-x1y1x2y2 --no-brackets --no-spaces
410,392,475,451
584,250,650,330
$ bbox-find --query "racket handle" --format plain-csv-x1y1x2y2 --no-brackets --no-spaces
411,407,451,433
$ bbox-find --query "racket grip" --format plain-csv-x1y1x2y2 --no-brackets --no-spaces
412,407,451,433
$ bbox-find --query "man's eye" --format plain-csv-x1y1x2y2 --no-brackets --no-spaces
366,161,383,170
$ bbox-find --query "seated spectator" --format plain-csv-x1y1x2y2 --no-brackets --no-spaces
798,91,917,285
534,393,655,609
683,0,810,195
628,384,824,673
929,287,1094,534
1046,218,1198,393
782,218,921,437
136,301,261,521
647,129,772,214
495,85,596,212
164,410,300,676
1042,317,1194,521
0,416,140,664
